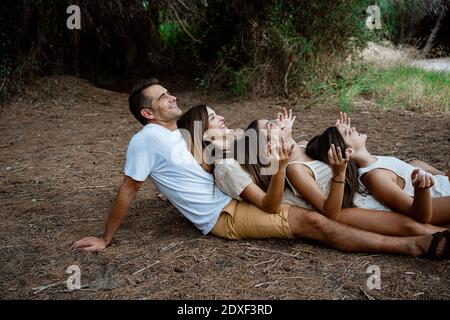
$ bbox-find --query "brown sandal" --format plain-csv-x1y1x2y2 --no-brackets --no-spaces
427,230,450,260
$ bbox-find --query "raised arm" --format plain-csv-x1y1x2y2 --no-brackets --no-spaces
363,169,433,223
72,176,144,251
322,144,350,221
240,136,293,213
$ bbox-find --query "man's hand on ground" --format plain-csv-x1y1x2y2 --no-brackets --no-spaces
72,237,107,252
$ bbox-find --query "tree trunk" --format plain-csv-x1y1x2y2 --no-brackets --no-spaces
421,10,447,58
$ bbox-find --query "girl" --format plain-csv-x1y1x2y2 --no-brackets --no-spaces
249,118,448,237
307,117,450,226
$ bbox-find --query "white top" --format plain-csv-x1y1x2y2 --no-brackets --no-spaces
214,158,253,201
285,160,391,211
124,124,232,235
358,156,450,198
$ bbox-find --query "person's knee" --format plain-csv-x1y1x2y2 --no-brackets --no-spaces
401,219,425,236
288,207,327,238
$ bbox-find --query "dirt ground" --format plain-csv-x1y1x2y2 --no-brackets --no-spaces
0,76,449,300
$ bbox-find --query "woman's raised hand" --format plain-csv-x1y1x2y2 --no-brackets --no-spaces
276,107,296,130
335,112,351,129
274,107,296,142
411,168,435,190
268,135,294,171
328,144,350,179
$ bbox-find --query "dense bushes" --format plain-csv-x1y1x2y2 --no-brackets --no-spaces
1,0,448,102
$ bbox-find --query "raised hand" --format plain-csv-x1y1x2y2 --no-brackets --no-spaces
276,107,296,130
268,135,294,171
411,168,434,190
335,112,351,129
328,144,350,180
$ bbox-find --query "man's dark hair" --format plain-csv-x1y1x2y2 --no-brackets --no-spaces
128,78,160,126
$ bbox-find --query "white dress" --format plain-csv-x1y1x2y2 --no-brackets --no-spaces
285,159,392,211
358,156,450,197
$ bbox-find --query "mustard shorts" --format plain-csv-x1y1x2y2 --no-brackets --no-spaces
211,200,294,240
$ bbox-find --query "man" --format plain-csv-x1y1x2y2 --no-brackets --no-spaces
73,79,448,258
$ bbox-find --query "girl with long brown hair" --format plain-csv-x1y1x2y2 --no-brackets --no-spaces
240,114,448,238
308,116,450,226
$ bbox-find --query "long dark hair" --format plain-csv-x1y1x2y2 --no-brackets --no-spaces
305,126,359,208
177,105,213,173
236,120,272,192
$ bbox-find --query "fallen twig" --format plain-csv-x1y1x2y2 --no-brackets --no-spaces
160,241,183,252
360,286,375,300
245,246,313,259
264,258,281,273
132,260,160,276
75,185,110,190
254,281,279,288
252,259,275,267
345,254,383,273
32,281,64,294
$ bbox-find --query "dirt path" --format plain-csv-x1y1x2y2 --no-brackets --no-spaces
361,41,450,73
0,76,449,299
411,57,450,72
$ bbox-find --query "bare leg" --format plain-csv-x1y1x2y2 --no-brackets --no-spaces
408,159,445,176
339,208,445,236
430,196,450,226
287,207,445,257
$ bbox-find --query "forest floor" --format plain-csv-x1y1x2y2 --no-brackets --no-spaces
0,76,449,299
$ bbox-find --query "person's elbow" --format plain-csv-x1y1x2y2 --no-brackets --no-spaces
261,200,281,214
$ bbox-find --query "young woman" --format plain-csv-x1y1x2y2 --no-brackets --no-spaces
178,105,446,239
307,117,450,226
251,118,448,237
179,104,294,214
176,104,303,242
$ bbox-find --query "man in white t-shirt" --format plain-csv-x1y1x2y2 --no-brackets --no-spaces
72,79,447,259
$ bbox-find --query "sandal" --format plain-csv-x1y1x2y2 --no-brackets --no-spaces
427,230,450,260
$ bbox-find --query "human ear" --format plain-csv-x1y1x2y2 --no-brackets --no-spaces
346,147,354,157
141,108,155,121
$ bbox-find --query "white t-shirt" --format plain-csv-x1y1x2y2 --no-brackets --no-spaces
124,124,232,235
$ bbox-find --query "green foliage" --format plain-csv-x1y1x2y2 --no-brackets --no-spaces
3,0,447,103
318,64,449,111
158,11,182,46
192,0,376,96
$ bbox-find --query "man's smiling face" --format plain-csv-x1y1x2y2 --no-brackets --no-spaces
143,84,182,122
